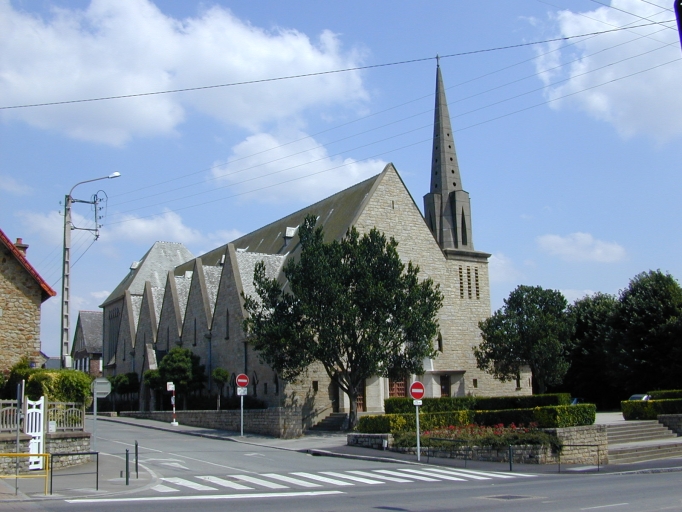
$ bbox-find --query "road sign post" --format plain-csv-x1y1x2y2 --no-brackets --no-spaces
236,374,249,437
167,382,178,426
90,378,111,452
409,381,426,462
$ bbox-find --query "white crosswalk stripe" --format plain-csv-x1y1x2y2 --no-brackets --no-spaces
261,473,322,488
398,468,466,481
151,467,537,494
347,470,413,483
161,477,218,491
290,472,354,486
231,475,289,489
196,475,254,490
320,471,384,485
374,469,440,482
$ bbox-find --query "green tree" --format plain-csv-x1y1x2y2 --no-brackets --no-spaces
559,292,619,408
143,369,164,410
612,270,682,394
212,368,230,410
158,348,206,409
475,285,573,394
243,215,443,429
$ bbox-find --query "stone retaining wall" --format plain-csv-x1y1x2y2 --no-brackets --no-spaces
46,432,92,470
121,407,303,438
347,424,607,465
658,414,682,436
0,434,31,475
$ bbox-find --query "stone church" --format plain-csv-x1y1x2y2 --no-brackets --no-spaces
100,66,531,426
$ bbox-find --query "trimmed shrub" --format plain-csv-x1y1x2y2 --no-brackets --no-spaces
383,393,571,414
533,404,596,428
384,397,475,414
356,414,407,434
621,399,682,420
647,390,682,400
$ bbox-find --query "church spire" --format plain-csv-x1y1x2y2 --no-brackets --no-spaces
424,62,474,252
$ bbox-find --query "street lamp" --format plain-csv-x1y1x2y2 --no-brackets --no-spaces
60,172,121,368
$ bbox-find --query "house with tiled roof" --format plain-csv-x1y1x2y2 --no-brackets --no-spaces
0,229,56,374
71,310,103,377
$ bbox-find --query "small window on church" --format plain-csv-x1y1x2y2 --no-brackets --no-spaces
312,381,319,392
467,267,472,299
450,157,453,161
264,383,268,395
459,267,464,299
461,207,468,246
474,268,480,300
437,332,443,352
473,378,478,389
391,200,395,209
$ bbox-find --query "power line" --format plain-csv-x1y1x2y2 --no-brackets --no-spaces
105,55,681,227
0,20,674,111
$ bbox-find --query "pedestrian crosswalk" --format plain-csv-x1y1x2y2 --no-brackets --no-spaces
152,467,535,494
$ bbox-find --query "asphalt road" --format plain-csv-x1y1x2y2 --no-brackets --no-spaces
3,420,682,511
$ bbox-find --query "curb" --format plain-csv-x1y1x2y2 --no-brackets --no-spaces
304,449,421,465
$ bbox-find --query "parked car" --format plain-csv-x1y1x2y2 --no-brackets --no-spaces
627,394,651,401
570,397,584,405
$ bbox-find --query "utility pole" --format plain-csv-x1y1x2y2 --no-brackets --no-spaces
674,0,682,50
60,172,121,368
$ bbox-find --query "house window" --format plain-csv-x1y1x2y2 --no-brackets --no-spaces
440,375,451,397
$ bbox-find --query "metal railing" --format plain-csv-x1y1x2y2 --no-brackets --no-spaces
0,400,19,433
47,402,85,432
50,452,99,494
0,453,50,495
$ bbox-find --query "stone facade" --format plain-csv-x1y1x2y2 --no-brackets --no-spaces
121,408,303,438
0,434,31,475
45,432,92,469
0,232,55,374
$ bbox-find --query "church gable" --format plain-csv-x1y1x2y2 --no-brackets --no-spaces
155,271,182,355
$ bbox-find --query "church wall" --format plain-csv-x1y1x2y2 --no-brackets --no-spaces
155,273,182,357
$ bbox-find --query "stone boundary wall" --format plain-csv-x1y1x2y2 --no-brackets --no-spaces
658,414,682,436
46,432,92,470
347,424,607,465
0,432,91,474
121,408,303,438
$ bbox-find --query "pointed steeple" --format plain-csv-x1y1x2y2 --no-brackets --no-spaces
424,61,475,252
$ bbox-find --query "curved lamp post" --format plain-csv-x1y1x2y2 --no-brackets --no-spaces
60,172,121,368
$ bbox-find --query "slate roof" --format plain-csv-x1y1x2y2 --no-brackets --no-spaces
131,295,143,331
151,286,165,326
75,310,103,353
203,266,222,315
184,167,387,273
174,273,192,320
101,241,194,307
236,252,287,300
0,228,56,302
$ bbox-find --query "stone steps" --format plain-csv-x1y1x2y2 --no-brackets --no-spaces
308,412,348,432
608,440,682,464
607,420,682,464
607,421,677,444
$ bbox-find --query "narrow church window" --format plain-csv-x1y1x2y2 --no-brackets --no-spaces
391,200,395,209
264,383,268,395
473,378,478,389
461,208,468,246
450,157,453,161
459,266,464,299
467,267,472,299
474,268,480,300
437,332,443,352
312,381,319,392
166,326,170,351
193,318,197,346
225,307,230,340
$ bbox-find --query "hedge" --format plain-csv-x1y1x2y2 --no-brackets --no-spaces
356,404,596,433
647,390,682,400
621,399,682,420
383,393,571,414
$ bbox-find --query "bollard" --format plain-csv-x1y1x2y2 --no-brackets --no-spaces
125,449,130,486
135,441,139,479
509,445,513,472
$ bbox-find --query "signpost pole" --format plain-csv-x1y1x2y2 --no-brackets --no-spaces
235,374,249,437
416,403,421,462
93,390,97,453
240,395,244,437
171,389,178,426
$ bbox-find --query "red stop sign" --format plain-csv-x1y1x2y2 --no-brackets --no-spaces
236,373,250,387
409,381,425,400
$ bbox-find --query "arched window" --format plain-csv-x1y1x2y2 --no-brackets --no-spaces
461,207,468,246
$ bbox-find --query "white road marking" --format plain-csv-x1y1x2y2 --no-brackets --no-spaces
291,472,354,486
232,474,289,489
160,462,189,470
161,477,218,491
350,470,413,483
196,475,253,490
397,469,465,481
580,504,629,510
421,467,491,480
66,490,345,503
320,471,385,485
445,468,517,479
374,469,439,482
261,473,322,488
151,484,178,493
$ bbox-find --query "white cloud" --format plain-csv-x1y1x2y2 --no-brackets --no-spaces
17,209,94,246
561,288,597,303
0,174,32,195
0,0,368,145
535,0,682,141
90,290,110,300
489,252,525,283
537,232,626,262
105,209,205,245
211,130,386,204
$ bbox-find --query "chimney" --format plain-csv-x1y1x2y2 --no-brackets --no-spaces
14,238,28,256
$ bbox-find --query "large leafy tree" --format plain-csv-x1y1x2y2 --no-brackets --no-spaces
158,348,206,409
475,285,573,394
559,292,619,408
243,215,443,428
612,270,682,394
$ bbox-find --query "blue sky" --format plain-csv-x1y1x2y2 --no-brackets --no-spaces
2,0,681,357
